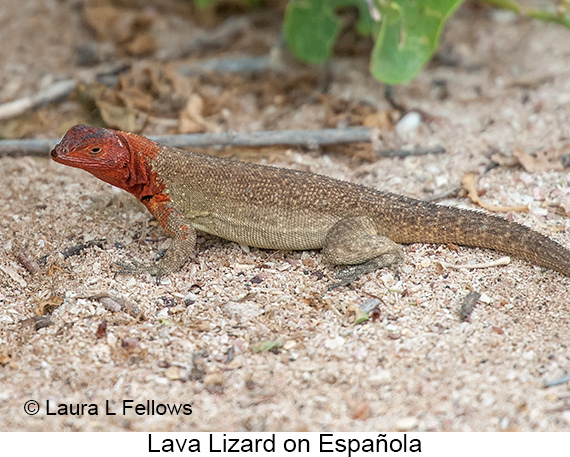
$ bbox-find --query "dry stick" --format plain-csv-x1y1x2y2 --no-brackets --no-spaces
0,80,76,121
0,138,60,156
0,128,372,156
0,62,129,124
176,32,292,77
177,56,273,77
152,128,373,147
0,128,445,158
375,146,445,158
159,16,252,60
423,186,461,203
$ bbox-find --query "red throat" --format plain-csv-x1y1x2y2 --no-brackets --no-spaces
117,131,167,201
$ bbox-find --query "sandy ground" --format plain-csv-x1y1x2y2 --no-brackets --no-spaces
1,0,570,431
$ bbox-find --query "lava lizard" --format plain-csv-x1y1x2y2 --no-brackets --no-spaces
51,124,570,286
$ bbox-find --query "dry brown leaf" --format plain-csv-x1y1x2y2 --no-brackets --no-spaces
93,79,150,131
490,151,520,167
346,303,369,325
116,76,153,111
0,348,12,366
178,94,220,134
190,320,211,332
462,172,529,213
124,33,156,57
83,5,156,56
512,147,563,172
83,6,125,42
178,94,207,133
47,265,64,276
96,99,142,132
362,110,393,130
34,295,63,316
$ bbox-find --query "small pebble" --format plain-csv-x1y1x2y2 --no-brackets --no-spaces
367,370,391,386
360,298,380,314
395,112,421,137
395,416,418,431
283,340,297,350
222,301,264,322
165,366,181,381
324,336,345,349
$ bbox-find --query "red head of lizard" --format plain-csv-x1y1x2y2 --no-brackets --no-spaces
51,124,166,201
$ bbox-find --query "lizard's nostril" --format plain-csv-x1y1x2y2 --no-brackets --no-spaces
51,145,67,157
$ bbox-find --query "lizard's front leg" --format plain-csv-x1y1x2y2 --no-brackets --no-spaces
322,216,403,289
117,196,197,279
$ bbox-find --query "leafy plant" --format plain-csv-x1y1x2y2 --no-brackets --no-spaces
196,0,570,84
285,0,464,84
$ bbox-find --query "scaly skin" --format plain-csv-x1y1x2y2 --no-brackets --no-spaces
51,124,570,285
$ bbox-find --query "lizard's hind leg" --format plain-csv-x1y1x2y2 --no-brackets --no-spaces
322,216,403,289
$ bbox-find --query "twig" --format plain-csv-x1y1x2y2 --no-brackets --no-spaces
151,127,373,148
1,127,373,156
176,37,298,77
0,127,446,158
544,373,570,388
0,80,76,121
89,294,145,321
480,0,570,28
462,172,529,213
158,16,251,60
0,138,59,157
423,186,461,203
375,146,445,158
177,55,273,77
440,256,512,271
0,62,129,123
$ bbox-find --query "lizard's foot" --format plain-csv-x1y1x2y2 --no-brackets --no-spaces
327,251,402,290
114,260,163,283
322,216,404,289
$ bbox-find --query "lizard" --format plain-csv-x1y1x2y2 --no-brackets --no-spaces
51,124,570,287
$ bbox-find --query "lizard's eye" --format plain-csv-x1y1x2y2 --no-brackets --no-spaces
90,147,101,154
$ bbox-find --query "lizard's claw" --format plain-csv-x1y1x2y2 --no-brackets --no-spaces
114,260,163,284
327,252,403,290
328,264,372,290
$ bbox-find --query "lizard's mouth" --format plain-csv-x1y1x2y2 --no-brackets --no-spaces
50,146,71,164
50,146,65,161
51,145,83,168
50,147,62,159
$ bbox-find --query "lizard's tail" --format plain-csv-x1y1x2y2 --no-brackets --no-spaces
384,196,570,277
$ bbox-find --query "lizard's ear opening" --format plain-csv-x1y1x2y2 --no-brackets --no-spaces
90,146,102,155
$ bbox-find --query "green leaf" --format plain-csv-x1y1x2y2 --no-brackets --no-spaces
285,0,373,64
371,0,465,84
354,309,369,325
195,0,262,10
251,339,283,353
285,0,343,64
194,0,221,9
